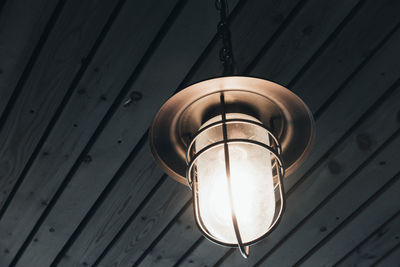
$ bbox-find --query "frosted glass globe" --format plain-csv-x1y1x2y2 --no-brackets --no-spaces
194,113,276,244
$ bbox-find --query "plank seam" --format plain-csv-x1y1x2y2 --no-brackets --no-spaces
293,172,400,266
8,0,188,264
254,128,400,266
314,21,400,120
287,0,367,89
371,242,400,266
6,0,130,264
333,211,400,266
91,174,168,267
254,77,400,264
243,0,310,75
288,76,400,197
217,75,400,266
90,1,248,265
176,0,246,90
0,0,130,222
0,0,66,133
34,0,193,264
132,199,194,267
173,236,204,267
50,131,149,266
180,2,400,265
213,248,234,267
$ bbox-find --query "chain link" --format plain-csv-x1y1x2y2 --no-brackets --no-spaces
216,0,235,76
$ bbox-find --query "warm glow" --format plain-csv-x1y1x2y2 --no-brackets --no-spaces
195,113,276,244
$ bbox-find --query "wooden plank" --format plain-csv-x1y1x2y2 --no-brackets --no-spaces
138,205,196,266
186,87,400,267
178,238,230,267
15,0,302,266
287,0,400,114
249,0,360,84
58,145,166,266
97,180,192,267
137,204,203,267
0,0,122,265
174,1,400,266
298,178,400,266
142,0,362,265
335,213,400,267
0,0,118,210
372,245,400,267
0,0,58,117
11,1,226,266
255,133,400,266
0,0,181,266
281,0,400,191
217,27,400,266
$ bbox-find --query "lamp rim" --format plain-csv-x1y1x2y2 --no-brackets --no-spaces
149,76,315,185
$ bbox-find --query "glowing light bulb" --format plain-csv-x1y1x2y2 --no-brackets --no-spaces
195,114,276,244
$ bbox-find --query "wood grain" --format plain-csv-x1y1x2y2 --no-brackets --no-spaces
0,0,58,118
0,0,398,265
0,0,180,266
97,179,191,267
12,1,224,266
256,132,400,266
335,213,400,267
172,0,400,265
58,145,166,266
138,204,201,266
218,28,400,266
372,245,400,267
298,177,400,266
0,0,120,265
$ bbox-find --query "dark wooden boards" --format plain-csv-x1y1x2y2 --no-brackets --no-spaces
373,245,400,267
217,11,400,267
0,0,58,118
138,205,204,267
0,0,120,265
171,0,400,265
0,0,398,266
8,1,226,266
58,146,166,266
297,177,400,266
256,131,400,266
0,0,185,266
335,213,400,266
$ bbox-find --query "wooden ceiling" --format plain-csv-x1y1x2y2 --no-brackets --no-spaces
0,0,399,266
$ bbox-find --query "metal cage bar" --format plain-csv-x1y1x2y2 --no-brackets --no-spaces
186,93,286,256
188,139,285,247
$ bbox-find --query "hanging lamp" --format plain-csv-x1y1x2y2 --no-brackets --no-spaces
149,0,315,258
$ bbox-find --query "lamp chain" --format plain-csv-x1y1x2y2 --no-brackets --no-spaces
216,0,235,76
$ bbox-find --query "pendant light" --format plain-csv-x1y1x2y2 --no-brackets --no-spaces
149,0,315,258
